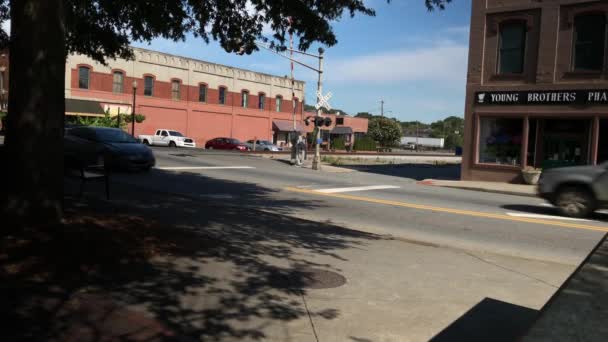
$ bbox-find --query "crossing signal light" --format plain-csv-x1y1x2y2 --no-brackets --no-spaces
304,116,333,127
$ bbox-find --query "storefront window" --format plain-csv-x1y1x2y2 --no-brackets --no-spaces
478,118,523,165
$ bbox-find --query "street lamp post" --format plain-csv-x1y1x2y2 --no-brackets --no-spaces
131,80,137,136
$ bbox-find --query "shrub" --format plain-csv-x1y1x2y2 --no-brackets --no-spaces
353,136,376,151
332,137,346,150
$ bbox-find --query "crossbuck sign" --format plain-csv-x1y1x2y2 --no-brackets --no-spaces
315,90,332,111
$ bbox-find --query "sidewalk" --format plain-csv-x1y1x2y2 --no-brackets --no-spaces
523,234,608,341
420,179,537,197
2,180,573,341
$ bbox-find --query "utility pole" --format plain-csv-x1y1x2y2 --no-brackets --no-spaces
381,100,384,117
289,20,298,164
312,48,325,171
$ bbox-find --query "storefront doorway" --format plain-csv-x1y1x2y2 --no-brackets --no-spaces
599,119,608,164
529,118,592,169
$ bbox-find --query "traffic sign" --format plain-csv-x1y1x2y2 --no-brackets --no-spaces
315,90,332,111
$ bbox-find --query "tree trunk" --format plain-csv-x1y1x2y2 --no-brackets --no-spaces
1,0,66,225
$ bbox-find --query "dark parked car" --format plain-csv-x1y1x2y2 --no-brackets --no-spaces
538,162,608,218
65,126,155,171
205,137,249,151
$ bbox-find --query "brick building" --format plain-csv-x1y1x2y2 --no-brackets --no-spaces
462,0,608,182
64,47,368,148
1,46,368,147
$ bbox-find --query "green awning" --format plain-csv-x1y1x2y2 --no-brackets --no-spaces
65,98,106,117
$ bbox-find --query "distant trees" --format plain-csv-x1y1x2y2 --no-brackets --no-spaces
368,117,403,147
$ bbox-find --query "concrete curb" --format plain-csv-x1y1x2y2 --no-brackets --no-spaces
418,180,537,198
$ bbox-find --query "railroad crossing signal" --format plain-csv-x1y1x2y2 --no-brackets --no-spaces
315,90,332,111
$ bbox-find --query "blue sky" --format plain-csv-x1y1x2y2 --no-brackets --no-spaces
133,1,472,123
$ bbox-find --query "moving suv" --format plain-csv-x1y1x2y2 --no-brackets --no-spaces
538,162,608,218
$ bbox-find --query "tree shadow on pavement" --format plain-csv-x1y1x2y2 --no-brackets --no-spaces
430,297,538,342
1,173,382,341
339,163,461,181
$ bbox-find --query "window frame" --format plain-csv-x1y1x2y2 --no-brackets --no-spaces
171,79,181,100
275,95,283,112
241,90,249,108
219,86,227,105
143,75,155,97
198,83,207,103
571,12,608,72
78,66,90,89
112,70,124,93
497,20,527,75
258,93,266,110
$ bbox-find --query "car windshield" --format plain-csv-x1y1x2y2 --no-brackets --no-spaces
228,139,241,144
169,131,184,137
260,140,273,145
94,129,138,143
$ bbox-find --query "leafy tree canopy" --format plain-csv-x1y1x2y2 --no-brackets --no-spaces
0,0,450,62
368,116,402,147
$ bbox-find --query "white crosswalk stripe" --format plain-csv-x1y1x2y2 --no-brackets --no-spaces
315,185,400,194
506,212,594,222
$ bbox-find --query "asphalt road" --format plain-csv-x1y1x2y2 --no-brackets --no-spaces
114,147,608,266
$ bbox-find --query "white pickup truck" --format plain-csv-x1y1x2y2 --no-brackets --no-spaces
139,129,196,148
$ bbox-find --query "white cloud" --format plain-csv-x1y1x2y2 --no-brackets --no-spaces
327,42,468,84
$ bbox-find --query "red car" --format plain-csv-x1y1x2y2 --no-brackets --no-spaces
205,137,250,151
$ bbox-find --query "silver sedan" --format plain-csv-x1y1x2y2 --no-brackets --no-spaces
244,140,282,152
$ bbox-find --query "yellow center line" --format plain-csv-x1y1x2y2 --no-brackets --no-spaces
284,187,608,233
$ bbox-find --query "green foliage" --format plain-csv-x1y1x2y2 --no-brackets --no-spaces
65,112,146,129
331,137,346,150
308,127,319,145
353,136,377,151
368,117,403,147
304,104,350,116
355,112,373,119
120,114,147,124
428,116,464,149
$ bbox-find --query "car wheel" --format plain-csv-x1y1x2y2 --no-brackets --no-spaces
169,141,177,148
143,139,150,146
264,148,270,151
555,186,596,218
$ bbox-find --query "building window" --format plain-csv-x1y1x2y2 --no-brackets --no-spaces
78,66,90,89
199,84,207,102
144,76,154,96
276,96,283,112
478,117,523,166
258,93,265,110
336,117,344,125
498,22,526,74
112,71,124,93
573,13,606,71
241,90,249,108
171,80,181,100
219,87,227,105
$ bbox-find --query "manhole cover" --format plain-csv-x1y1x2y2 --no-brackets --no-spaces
268,267,346,290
